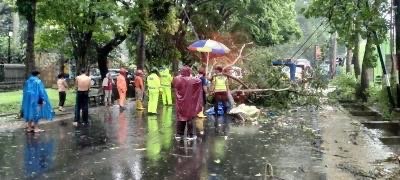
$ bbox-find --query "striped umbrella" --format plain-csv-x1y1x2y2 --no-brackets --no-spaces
188,40,230,54
188,40,230,75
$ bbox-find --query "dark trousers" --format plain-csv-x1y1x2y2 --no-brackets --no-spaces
75,91,89,123
59,91,66,106
213,92,228,116
176,120,194,137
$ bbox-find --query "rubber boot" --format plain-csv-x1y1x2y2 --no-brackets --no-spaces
197,107,207,118
137,100,145,110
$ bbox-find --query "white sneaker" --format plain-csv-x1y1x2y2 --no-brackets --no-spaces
175,136,182,141
72,122,78,127
186,136,197,141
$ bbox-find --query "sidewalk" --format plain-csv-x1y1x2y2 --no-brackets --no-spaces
319,105,399,179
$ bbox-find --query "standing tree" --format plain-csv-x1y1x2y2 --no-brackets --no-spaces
38,0,174,78
305,0,390,101
16,0,36,77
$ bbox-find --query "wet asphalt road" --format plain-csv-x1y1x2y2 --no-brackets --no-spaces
0,102,326,180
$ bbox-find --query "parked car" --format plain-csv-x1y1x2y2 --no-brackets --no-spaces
108,69,134,81
107,69,135,100
89,68,101,86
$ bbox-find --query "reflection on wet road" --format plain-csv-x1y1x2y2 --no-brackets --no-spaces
0,103,325,179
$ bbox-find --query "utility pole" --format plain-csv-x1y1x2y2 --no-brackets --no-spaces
395,0,400,107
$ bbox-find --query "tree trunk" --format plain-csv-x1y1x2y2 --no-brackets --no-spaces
70,30,93,76
97,51,108,79
358,38,372,102
24,0,36,77
97,33,127,79
136,30,146,70
329,32,337,79
353,34,361,79
395,0,400,107
346,47,353,73
76,56,87,76
60,53,65,75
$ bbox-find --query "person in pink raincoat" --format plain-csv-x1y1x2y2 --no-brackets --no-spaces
172,66,203,141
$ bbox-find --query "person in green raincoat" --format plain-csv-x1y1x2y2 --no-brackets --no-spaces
147,68,161,114
159,67,173,105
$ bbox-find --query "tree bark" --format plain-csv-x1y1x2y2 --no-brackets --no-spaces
59,53,65,75
346,47,353,73
329,32,337,79
353,34,361,79
97,51,108,79
395,0,400,107
358,38,372,102
24,0,36,77
136,30,146,71
96,33,127,79
69,30,93,75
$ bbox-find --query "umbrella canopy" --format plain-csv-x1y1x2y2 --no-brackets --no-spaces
188,40,230,55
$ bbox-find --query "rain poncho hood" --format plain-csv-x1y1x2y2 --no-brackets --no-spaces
173,66,203,121
21,76,53,122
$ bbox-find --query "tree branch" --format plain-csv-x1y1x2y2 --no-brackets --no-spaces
116,0,131,9
97,33,127,54
223,42,253,70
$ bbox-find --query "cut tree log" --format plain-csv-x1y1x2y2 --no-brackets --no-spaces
231,88,290,93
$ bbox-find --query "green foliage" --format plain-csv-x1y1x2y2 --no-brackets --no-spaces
242,48,328,108
243,49,289,89
366,85,391,119
362,39,378,68
328,72,358,100
187,0,301,46
304,0,389,48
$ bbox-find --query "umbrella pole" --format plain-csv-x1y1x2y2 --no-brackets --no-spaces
206,52,210,77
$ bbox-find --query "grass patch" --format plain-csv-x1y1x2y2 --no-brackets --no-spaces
0,89,76,115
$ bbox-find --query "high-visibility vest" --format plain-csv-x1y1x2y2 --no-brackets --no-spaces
147,73,160,89
214,76,227,91
160,70,172,86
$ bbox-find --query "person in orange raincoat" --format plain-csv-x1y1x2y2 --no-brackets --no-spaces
117,68,128,110
134,69,145,110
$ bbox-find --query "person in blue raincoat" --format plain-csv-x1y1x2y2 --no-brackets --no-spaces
24,134,54,178
21,71,54,133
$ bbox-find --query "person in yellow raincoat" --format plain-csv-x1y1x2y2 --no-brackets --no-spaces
146,115,161,162
147,68,161,114
160,106,173,150
159,67,173,105
117,68,127,110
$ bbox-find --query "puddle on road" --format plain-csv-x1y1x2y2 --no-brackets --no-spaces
0,105,326,179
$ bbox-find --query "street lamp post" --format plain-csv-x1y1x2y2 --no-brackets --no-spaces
8,31,13,63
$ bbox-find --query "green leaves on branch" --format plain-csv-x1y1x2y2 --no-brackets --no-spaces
304,0,390,46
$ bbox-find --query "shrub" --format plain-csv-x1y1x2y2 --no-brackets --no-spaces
328,72,358,101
